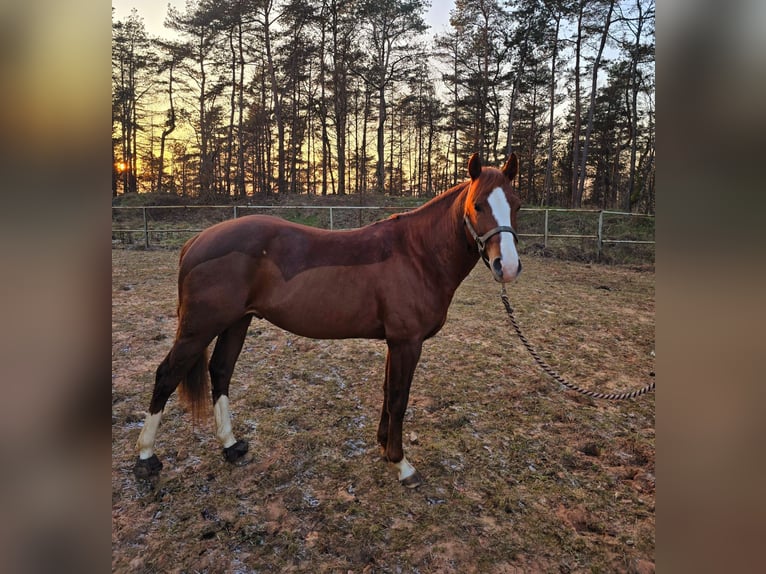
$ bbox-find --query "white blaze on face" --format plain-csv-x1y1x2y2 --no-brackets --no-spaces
136,411,163,460
487,187,520,281
214,395,238,449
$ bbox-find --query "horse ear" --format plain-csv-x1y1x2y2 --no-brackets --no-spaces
502,153,518,181
468,153,482,180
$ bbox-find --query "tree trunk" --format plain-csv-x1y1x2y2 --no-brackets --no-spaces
262,4,286,196
157,58,176,194
236,18,246,197
543,13,561,206
626,0,646,212
331,4,347,196
426,104,433,195
361,87,370,195
570,0,584,207
319,20,328,195
198,28,212,201
376,83,386,192
506,22,530,157
577,0,614,205
528,79,538,204
225,25,236,197
129,51,138,193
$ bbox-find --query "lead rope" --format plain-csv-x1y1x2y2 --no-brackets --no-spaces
500,286,655,401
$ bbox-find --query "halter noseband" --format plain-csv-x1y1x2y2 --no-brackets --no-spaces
464,215,518,268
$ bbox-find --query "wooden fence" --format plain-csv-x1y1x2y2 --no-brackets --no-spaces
112,205,654,260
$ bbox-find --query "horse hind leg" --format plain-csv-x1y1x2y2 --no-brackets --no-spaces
134,334,213,479
208,315,253,464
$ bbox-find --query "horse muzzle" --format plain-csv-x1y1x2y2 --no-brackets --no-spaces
491,256,522,283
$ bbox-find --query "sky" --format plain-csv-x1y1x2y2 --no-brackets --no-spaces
111,0,456,39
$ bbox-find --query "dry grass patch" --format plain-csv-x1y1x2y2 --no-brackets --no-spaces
113,249,654,573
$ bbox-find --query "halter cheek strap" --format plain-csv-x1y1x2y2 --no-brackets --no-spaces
463,215,518,268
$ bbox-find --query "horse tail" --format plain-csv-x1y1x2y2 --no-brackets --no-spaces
177,347,212,422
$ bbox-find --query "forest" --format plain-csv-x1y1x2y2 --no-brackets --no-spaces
112,0,655,212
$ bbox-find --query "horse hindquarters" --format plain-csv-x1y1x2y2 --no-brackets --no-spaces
135,246,259,478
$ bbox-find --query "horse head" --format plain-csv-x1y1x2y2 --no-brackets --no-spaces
463,153,522,283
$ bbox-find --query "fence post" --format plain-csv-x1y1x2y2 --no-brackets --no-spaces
329,207,334,230
544,209,549,249
233,205,238,219
597,211,604,261
142,207,149,249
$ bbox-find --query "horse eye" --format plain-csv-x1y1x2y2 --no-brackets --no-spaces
474,203,482,213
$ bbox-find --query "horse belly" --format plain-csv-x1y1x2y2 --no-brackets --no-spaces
249,266,385,340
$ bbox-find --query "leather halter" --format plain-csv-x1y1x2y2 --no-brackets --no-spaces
464,214,518,268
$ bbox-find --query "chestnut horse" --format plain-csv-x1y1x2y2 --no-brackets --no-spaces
134,153,522,488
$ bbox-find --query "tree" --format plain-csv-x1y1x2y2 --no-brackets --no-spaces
614,0,654,211
588,60,630,209
109,0,653,211
434,23,467,186
444,0,512,164
569,0,585,207
576,0,616,205
505,0,547,159
166,0,227,201
357,0,428,193
254,0,287,195
154,39,187,193
535,0,563,206
280,0,317,194
112,9,153,194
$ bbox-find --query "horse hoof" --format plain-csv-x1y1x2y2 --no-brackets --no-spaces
223,440,249,463
400,471,424,489
134,454,163,479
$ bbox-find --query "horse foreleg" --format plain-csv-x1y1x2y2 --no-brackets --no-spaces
382,339,423,488
209,315,252,463
376,351,391,452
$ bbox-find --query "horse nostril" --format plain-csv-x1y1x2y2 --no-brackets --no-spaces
492,257,503,277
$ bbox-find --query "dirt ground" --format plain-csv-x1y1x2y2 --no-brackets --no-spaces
112,249,654,573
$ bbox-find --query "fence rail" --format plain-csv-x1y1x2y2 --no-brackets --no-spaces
112,204,654,260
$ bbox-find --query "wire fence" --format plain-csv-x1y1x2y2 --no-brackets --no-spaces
112,205,654,262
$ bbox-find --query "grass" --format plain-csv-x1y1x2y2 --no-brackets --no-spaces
112,250,654,573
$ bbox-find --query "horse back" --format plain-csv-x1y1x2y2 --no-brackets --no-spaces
179,215,396,280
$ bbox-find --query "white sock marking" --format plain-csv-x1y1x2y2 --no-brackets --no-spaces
214,395,237,449
487,187,520,280
394,456,417,481
136,411,163,460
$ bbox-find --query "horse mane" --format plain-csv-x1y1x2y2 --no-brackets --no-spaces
381,180,470,233
392,180,469,217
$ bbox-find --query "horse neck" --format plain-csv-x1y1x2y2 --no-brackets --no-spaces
405,182,480,290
